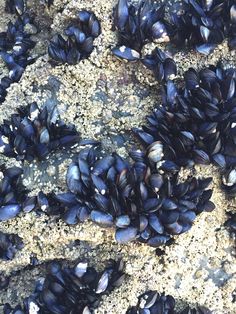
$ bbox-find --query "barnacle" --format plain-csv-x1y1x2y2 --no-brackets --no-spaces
3,259,125,313
48,10,101,65
0,230,23,260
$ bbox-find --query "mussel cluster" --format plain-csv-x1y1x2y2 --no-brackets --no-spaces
0,111,215,247
5,0,25,15
2,264,214,313
0,102,82,161
0,166,27,221
44,0,54,8
112,0,236,60
0,273,9,291
0,230,23,260
5,0,54,13
1,0,100,106
225,211,236,241
227,2,236,49
54,146,214,246
0,87,216,246
142,48,177,83
180,307,212,314
0,137,214,246
48,10,101,65
170,0,226,55
0,12,36,103
3,259,125,314
126,291,176,314
112,0,168,61
134,65,236,196
126,290,212,314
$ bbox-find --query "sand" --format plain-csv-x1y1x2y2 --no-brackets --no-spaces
0,0,235,313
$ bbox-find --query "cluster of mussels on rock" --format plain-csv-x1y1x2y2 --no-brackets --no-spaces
0,102,85,161
112,0,236,62
133,66,236,193
5,0,53,14
0,0,38,103
3,259,125,314
48,10,101,65
0,230,23,260
56,145,214,246
0,166,27,221
225,211,236,242
0,0,235,313
112,0,236,242
1,0,100,104
3,285,213,314
126,290,212,314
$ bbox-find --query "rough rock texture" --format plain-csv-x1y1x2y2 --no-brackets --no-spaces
0,0,235,313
